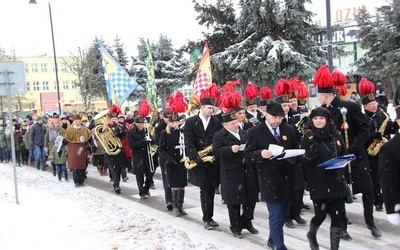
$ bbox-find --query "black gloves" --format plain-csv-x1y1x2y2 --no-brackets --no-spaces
92,146,97,154
143,136,152,143
304,143,318,159
371,132,382,140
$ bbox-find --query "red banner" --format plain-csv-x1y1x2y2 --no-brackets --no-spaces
40,92,64,112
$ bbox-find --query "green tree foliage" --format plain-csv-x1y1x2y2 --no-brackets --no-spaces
113,35,129,70
355,1,400,79
191,0,341,86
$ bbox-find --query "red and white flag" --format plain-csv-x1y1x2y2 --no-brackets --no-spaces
192,41,212,103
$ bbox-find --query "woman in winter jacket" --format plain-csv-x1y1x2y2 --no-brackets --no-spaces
299,107,346,250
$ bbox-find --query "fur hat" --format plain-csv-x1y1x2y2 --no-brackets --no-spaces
332,70,347,96
200,83,220,106
358,78,376,105
109,104,122,118
221,91,242,123
313,65,333,93
72,114,81,121
266,102,284,117
310,107,331,120
135,99,151,123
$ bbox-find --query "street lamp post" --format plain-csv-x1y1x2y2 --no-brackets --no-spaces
326,0,333,72
29,0,61,114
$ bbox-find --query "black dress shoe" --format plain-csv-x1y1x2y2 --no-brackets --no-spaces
375,204,384,212
204,221,213,230
341,230,352,241
140,193,147,199
243,223,259,234
232,231,243,238
285,221,295,228
209,219,219,227
294,216,307,225
368,226,382,238
114,187,121,194
166,202,173,211
346,217,352,225
267,241,275,249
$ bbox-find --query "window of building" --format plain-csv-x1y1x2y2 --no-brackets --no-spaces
26,82,30,91
54,81,58,91
70,63,76,72
31,63,38,73
52,63,57,72
61,63,67,72
33,81,40,91
41,63,47,73
71,80,78,89
42,81,49,91
24,63,29,73
63,80,69,90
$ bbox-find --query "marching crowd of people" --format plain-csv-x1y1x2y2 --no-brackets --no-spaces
1,65,400,250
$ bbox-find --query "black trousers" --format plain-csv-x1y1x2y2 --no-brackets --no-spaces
72,169,86,184
136,173,153,195
370,163,383,206
311,197,345,228
227,202,256,231
159,157,172,204
200,187,216,222
286,188,304,221
343,190,375,231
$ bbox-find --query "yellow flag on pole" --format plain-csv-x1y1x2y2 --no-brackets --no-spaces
192,41,212,103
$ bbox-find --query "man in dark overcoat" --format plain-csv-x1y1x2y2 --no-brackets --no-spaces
316,69,382,239
212,109,258,238
244,102,299,250
127,116,156,199
184,96,222,230
361,86,398,212
379,106,400,226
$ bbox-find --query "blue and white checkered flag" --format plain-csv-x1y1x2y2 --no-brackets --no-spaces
98,42,139,106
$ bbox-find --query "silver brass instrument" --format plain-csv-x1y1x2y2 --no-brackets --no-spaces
184,145,214,169
148,110,159,157
174,131,186,163
144,119,155,173
367,109,389,156
180,99,199,129
93,109,122,156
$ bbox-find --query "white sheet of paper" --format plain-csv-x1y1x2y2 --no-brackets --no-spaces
268,144,284,156
276,149,305,160
239,144,246,151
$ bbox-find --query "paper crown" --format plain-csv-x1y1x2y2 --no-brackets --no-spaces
259,87,272,106
168,91,188,122
358,78,376,105
297,82,310,106
313,65,333,93
274,79,291,104
244,82,259,106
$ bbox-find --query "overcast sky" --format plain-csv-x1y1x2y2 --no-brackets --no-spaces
0,0,387,58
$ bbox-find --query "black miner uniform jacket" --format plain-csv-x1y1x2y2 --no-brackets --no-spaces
184,114,222,188
244,121,298,202
212,127,257,205
322,96,373,194
127,126,155,175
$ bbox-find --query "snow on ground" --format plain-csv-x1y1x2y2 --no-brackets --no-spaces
0,165,219,250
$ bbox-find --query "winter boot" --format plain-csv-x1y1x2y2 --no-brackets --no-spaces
330,227,341,250
172,190,181,217
307,223,320,250
178,189,188,215
52,162,56,176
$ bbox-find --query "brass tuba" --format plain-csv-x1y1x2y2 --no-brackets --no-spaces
367,109,389,156
184,145,214,169
93,109,123,156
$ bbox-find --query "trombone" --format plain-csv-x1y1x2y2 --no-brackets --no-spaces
144,120,155,173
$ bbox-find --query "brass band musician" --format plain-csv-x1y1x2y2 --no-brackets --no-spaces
184,88,222,230
359,78,398,211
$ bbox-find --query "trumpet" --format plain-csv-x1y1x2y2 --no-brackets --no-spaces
184,145,214,169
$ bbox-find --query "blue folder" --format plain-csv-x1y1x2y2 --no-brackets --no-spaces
317,154,356,170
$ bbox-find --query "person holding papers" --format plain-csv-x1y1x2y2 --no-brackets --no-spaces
299,107,346,250
213,91,258,238
244,102,299,250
